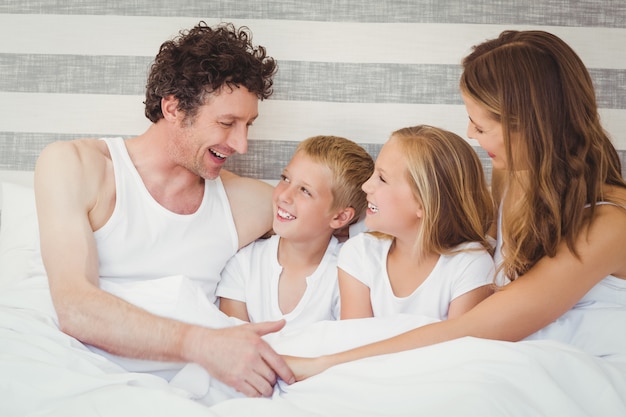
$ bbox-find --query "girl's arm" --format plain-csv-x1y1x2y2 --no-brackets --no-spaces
338,268,374,319
285,204,626,380
447,285,493,319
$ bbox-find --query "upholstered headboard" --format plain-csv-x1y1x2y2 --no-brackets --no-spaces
1,1,625,185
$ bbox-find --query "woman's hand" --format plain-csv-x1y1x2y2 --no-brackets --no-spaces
282,355,331,382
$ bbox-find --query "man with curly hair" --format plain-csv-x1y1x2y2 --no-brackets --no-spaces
32,21,294,398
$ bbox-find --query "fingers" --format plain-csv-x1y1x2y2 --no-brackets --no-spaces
231,355,278,397
256,358,278,387
207,321,296,397
242,321,296,385
258,341,295,385
234,371,274,397
249,319,287,336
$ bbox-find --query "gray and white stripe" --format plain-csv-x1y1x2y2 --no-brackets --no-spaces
0,2,624,181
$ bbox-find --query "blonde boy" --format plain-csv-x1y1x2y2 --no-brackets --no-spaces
217,136,374,331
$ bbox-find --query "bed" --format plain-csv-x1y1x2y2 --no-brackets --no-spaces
2,0,626,413
1,170,625,417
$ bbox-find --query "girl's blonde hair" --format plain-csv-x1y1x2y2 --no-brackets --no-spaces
460,30,626,280
295,135,374,225
377,125,494,260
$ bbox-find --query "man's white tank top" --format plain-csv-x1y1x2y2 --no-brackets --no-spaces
94,137,238,300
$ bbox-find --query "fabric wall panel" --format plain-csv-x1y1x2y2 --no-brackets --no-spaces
0,2,624,181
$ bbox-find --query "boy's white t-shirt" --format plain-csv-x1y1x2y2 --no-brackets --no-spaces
217,235,341,331
338,233,495,319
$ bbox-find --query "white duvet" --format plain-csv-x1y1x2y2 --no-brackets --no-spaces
1,275,625,417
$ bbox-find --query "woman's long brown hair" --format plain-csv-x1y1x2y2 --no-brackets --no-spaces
460,30,626,280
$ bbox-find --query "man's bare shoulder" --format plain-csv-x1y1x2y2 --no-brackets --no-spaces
219,169,274,248
36,138,111,184
220,169,274,195
38,138,109,164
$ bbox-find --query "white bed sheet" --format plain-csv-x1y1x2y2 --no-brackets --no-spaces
1,274,625,417
1,179,625,417
214,340,626,417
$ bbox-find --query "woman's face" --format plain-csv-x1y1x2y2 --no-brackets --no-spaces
462,92,508,170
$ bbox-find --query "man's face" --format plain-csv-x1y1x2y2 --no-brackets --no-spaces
170,85,259,180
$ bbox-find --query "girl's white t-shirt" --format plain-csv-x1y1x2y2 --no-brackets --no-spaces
338,233,495,319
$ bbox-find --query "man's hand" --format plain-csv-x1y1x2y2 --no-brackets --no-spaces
187,319,295,397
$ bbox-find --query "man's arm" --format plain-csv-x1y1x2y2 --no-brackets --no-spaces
34,141,293,396
220,170,274,248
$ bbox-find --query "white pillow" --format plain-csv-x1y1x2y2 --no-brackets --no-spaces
0,182,38,289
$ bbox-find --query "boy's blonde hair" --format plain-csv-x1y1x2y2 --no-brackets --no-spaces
295,135,374,225
388,125,494,259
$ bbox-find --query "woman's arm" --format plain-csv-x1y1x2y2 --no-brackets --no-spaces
338,268,374,319
286,204,626,380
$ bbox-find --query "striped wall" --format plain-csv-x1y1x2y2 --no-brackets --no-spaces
1,1,625,182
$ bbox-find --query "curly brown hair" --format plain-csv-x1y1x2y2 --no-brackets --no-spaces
144,21,277,123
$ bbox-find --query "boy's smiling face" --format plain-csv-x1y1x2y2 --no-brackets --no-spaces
272,152,338,242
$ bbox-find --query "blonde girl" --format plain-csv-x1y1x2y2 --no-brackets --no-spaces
339,125,495,321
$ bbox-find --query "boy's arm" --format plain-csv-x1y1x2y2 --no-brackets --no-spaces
218,245,253,322
219,298,251,322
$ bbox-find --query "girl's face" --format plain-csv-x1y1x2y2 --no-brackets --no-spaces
272,152,338,242
462,92,508,170
361,136,422,238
